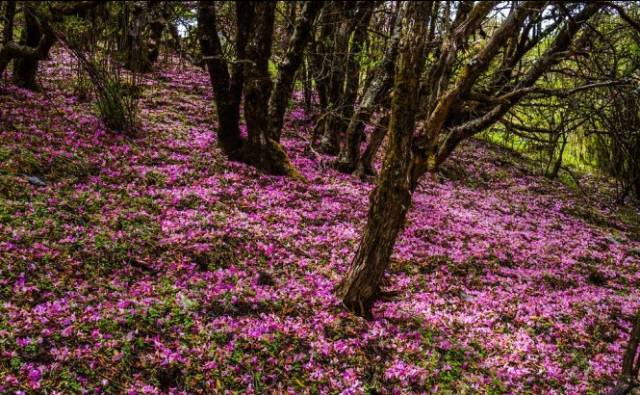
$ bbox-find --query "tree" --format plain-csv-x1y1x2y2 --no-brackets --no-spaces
0,1,100,89
0,1,55,81
322,1,375,155
312,2,360,154
121,1,177,73
123,1,154,72
337,1,606,316
334,3,403,174
12,3,54,90
609,311,640,394
199,1,323,175
197,1,249,159
336,1,434,316
493,3,640,202
147,2,175,65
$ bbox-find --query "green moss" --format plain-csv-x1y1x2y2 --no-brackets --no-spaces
176,193,202,210
49,153,96,180
561,206,620,231
0,147,11,162
144,170,167,187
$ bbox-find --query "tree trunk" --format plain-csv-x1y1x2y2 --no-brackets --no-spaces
336,161,415,316
337,3,374,136
309,45,329,145
331,2,376,171
124,2,146,72
309,3,337,146
317,2,357,155
0,0,16,76
198,1,245,158
334,105,373,173
268,1,323,142
336,6,401,173
622,313,640,380
167,21,181,53
337,2,431,317
609,312,640,395
355,112,389,177
242,2,296,176
302,57,313,118
147,5,167,65
13,8,46,90
199,2,315,177
548,134,567,179
2,0,16,44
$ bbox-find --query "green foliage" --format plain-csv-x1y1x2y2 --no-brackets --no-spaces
49,153,96,181
62,15,94,49
73,72,93,102
144,170,167,187
95,76,140,133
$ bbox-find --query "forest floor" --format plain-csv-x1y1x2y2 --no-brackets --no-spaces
1,51,640,394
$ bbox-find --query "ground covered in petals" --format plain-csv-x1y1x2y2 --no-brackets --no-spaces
1,51,640,394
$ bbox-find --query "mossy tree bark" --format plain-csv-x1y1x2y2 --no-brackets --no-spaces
338,1,603,317
243,1,322,176
336,1,431,317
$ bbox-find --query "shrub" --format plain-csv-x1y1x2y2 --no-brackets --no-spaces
95,77,139,133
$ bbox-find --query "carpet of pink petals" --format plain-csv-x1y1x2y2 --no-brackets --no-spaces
1,50,639,394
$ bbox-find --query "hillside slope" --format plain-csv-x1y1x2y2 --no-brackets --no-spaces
1,51,640,394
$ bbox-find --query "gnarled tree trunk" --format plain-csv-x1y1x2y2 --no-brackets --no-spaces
338,1,602,318
199,1,321,176
336,2,431,317
243,1,322,176
1,1,96,82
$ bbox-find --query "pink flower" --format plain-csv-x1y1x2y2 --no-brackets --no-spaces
27,367,41,389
